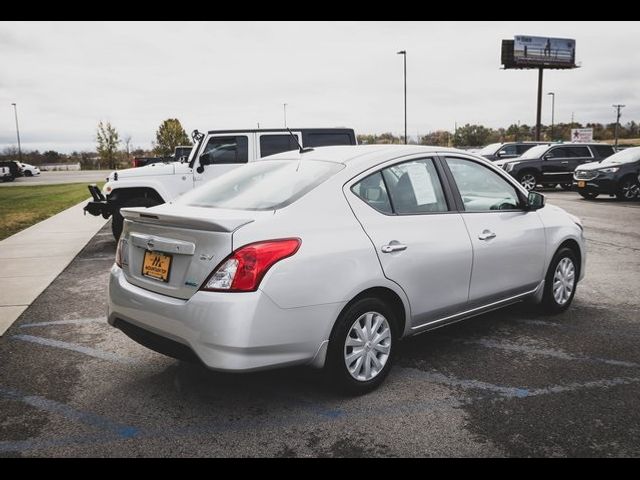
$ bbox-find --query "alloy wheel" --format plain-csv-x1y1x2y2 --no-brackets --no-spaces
520,174,537,191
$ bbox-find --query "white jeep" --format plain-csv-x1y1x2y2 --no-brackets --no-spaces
84,128,357,239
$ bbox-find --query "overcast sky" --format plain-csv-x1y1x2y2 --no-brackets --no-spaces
1,21,638,153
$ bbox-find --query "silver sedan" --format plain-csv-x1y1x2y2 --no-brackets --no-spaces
108,145,585,394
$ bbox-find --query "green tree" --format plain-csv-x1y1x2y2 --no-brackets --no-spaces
153,118,191,157
96,121,121,170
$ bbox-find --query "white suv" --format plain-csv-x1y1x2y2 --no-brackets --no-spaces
84,128,357,239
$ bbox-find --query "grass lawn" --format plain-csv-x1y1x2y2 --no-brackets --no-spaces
0,183,104,241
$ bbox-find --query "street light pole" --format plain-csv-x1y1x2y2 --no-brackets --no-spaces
11,103,22,161
613,104,625,150
397,50,407,144
283,103,288,128
547,92,555,140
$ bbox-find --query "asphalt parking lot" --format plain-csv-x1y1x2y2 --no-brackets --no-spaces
1,191,639,457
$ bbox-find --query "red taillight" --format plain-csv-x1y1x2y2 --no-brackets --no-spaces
201,238,301,292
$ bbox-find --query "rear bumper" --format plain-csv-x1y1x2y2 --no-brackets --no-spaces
107,266,342,371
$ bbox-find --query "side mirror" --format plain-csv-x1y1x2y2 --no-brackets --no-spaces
497,150,507,157
526,191,545,210
199,153,212,166
542,154,550,161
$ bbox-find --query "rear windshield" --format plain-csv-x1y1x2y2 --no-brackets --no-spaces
477,143,503,155
177,160,344,211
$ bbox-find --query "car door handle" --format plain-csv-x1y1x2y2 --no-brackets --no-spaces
561,161,569,164
381,242,407,253
478,230,496,241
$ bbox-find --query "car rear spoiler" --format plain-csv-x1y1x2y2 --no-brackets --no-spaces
120,207,254,233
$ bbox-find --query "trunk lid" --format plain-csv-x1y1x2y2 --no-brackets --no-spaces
119,204,272,299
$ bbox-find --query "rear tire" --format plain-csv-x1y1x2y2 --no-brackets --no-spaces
559,183,572,191
579,191,599,200
541,247,578,314
111,196,161,240
325,297,397,395
616,176,640,201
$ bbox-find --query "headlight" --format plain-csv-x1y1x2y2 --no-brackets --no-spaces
505,162,518,172
599,167,619,173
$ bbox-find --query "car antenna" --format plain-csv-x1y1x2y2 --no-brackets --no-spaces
287,128,313,154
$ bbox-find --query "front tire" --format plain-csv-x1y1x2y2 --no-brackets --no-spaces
517,171,538,191
24,170,33,177
579,191,599,200
325,298,397,395
541,247,578,314
559,183,572,191
111,196,161,240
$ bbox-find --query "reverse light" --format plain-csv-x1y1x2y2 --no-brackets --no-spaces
202,238,301,292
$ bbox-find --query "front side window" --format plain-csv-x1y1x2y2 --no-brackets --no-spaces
500,144,518,155
447,157,521,211
201,136,248,164
178,160,343,211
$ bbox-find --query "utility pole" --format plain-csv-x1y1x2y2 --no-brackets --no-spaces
11,103,22,161
547,92,555,140
397,50,407,144
535,68,544,141
613,104,625,150
571,112,575,126
283,103,288,128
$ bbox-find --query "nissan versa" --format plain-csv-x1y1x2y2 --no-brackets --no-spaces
108,145,586,394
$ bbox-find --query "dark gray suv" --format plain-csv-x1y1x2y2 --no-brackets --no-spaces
500,143,615,191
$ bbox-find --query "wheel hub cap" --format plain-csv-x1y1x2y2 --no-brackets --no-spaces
344,312,392,382
553,257,576,305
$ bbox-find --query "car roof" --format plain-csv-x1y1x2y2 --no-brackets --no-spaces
261,144,479,172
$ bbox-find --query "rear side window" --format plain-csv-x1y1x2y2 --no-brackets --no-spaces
201,136,248,164
592,145,615,158
177,160,344,211
259,135,299,158
382,159,448,214
306,133,353,147
516,144,536,154
567,146,591,157
351,172,392,214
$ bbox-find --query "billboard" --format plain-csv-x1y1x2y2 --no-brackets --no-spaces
571,128,593,143
513,36,576,67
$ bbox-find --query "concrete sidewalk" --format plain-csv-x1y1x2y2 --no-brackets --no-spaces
0,200,108,334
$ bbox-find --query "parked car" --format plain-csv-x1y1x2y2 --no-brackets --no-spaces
1,166,12,182
498,142,615,191
108,145,585,394
0,160,23,181
18,162,41,177
573,146,640,200
85,128,357,240
477,141,549,162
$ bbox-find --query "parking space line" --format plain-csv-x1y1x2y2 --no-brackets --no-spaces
399,367,640,399
19,318,105,329
451,336,640,368
0,386,139,442
11,334,136,364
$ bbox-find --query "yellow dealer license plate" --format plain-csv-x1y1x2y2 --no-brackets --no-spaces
578,181,586,188
142,251,172,282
